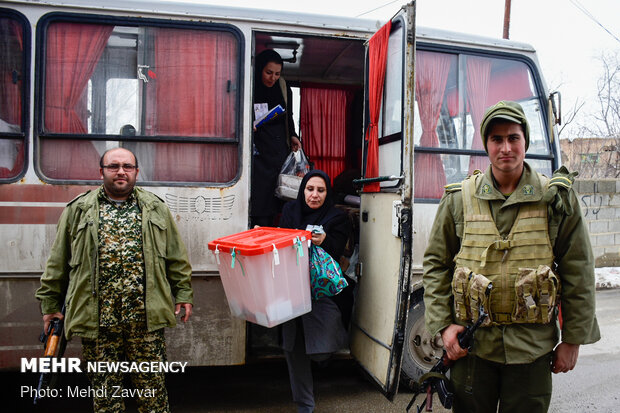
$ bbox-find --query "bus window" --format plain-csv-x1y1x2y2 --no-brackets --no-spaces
413,50,553,200
37,18,241,184
0,11,27,180
382,23,404,138
377,21,404,186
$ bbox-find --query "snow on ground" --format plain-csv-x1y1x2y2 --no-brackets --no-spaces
595,267,620,289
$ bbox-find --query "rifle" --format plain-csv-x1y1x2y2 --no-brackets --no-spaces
34,305,67,405
406,284,492,413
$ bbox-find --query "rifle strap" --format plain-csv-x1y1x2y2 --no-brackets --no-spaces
418,371,449,385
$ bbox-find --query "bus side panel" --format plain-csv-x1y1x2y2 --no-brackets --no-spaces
0,278,81,368
0,278,245,368
165,277,246,366
0,184,248,369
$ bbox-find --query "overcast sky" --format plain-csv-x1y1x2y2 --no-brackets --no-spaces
180,0,620,138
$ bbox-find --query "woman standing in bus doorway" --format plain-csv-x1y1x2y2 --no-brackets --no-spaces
251,49,301,227
280,170,352,413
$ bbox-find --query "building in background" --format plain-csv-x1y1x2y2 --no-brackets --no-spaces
561,138,620,179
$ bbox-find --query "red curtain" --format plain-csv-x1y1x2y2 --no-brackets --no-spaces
466,56,492,173
0,19,25,178
445,87,460,118
414,51,452,199
363,21,391,192
149,28,237,182
41,23,113,179
0,19,22,126
487,66,533,104
299,85,354,182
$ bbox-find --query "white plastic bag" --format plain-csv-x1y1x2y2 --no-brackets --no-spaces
275,150,310,200
280,149,310,177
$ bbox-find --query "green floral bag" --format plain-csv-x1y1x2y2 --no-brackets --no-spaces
309,244,348,300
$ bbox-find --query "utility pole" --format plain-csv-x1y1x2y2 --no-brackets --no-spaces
503,0,511,39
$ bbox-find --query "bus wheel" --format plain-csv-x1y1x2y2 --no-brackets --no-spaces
400,293,443,389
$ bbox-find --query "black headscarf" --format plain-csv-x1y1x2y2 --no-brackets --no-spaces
254,49,285,110
280,170,341,231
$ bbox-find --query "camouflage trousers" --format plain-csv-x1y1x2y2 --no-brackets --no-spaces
81,323,169,413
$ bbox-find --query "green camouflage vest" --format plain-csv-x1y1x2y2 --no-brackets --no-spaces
454,172,558,325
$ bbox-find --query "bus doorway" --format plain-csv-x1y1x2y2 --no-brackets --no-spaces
248,31,367,358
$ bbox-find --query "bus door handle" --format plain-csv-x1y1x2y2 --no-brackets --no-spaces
353,175,404,187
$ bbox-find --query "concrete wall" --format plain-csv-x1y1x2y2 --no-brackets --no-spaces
574,179,620,267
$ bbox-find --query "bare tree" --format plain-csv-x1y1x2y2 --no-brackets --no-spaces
585,50,620,138
561,51,620,178
593,51,620,177
558,98,585,138
547,74,586,139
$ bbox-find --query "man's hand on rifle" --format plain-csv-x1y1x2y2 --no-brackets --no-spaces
441,324,468,361
43,312,64,333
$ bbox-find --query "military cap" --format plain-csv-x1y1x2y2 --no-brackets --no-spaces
479,100,530,152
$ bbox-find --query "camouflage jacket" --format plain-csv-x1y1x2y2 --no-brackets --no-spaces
36,186,193,340
423,163,600,364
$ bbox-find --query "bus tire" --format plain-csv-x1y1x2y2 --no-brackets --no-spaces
400,291,444,390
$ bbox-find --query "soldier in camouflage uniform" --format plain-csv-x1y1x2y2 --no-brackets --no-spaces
423,101,600,412
36,147,193,413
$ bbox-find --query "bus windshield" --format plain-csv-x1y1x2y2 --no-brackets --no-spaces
413,49,553,200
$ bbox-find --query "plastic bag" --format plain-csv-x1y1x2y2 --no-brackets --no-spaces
275,149,310,200
280,149,310,177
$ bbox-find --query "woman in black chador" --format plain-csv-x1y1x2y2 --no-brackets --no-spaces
279,169,353,413
251,49,301,227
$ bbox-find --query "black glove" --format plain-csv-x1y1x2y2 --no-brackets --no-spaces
542,166,578,216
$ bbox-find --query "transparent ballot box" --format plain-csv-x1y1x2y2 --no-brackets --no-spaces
208,227,312,327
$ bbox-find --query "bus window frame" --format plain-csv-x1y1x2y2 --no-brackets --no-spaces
33,11,245,187
378,17,406,190
413,42,558,203
362,16,407,192
0,7,30,184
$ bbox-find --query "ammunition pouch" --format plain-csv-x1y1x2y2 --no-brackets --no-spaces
452,267,470,322
452,267,492,327
513,265,559,324
452,265,559,325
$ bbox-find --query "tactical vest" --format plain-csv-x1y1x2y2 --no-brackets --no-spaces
453,172,558,325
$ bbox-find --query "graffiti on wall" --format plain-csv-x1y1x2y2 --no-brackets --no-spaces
580,182,603,218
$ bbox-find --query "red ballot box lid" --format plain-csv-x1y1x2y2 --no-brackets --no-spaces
208,227,310,256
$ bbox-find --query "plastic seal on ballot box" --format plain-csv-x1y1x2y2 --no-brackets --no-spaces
208,227,312,328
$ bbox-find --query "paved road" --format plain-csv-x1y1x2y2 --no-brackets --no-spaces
176,289,620,413
6,290,618,413
549,289,620,413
